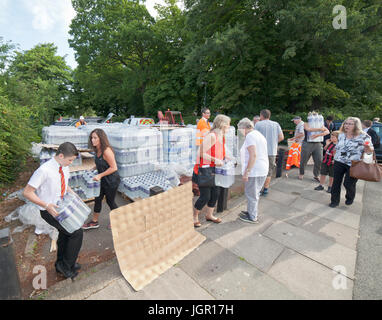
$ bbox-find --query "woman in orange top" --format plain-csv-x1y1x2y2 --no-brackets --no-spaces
193,114,230,227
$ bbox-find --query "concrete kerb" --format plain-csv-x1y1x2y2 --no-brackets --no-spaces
34,257,120,300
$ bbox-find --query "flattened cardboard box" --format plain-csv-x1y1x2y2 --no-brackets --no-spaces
110,182,206,291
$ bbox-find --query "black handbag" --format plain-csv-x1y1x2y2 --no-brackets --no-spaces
195,133,221,187
196,166,216,187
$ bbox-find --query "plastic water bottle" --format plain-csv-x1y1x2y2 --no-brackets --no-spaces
215,161,235,188
56,192,91,233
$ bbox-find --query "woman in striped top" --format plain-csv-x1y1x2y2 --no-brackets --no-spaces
329,117,374,208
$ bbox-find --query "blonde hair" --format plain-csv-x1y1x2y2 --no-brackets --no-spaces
331,130,340,138
211,114,231,132
339,117,363,136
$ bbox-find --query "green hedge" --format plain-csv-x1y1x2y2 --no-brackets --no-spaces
0,97,39,187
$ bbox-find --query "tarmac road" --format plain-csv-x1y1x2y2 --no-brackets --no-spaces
353,179,382,299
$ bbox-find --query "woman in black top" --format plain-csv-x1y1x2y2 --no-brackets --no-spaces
82,128,120,230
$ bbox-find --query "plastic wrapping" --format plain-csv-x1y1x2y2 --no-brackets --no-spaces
56,192,91,233
118,170,173,199
5,188,30,203
307,112,324,142
30,142,42,159
162,128,196,166
42,125,89,149
108,126,162,149
5,203,58,241
107,126,163,178
215,161,236,188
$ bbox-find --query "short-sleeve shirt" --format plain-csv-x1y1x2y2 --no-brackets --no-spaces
27,157,69,210
240,130,269,177
254,120,282,156
294,121,305,143
334,132,373,166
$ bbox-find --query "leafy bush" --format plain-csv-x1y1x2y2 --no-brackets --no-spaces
0,96,39,187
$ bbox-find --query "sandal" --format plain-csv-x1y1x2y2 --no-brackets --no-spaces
206,217,222,224
194,221,201,228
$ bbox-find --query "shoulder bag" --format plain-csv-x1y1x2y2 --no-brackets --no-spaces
350,151,382,182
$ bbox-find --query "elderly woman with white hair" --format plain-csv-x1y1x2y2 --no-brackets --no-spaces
237,118,269,223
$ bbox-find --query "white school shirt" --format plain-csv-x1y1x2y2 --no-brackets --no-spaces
27,157,69,210
240,130,269,177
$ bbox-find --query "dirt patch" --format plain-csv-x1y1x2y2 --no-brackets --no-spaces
9,226,116,300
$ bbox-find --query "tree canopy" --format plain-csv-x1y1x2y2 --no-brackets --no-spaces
1,0,382,185
67,0,382,122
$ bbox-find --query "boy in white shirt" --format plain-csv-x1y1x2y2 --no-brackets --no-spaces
23,142,83,279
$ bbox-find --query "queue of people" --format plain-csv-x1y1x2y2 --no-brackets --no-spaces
193,110,378,226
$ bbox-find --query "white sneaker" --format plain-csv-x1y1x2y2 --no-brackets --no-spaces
239,216,259,224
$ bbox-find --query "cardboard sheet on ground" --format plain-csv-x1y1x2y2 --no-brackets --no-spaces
110,182,206,291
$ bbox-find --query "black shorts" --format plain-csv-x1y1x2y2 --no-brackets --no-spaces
320,162,334,177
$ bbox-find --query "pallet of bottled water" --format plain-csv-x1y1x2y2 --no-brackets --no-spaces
108,127,163,177
108,126,162,149
225,126,238,158
162,127,196,166
42,126,88,149
165,145,194,163
186,125,198,164
307,112,324,142
117,162,156,178
215,161,236,188
114,145,163,164
77,122,124,136
69,170,100,199
118,170,177,199
39,149,82,167
55,192,92,233
39,149,56,165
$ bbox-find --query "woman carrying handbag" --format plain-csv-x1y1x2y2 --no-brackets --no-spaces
193,115,231,227
329,117,374,208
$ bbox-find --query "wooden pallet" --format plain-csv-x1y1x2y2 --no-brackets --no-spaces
84,197,95,203
118,191,139,203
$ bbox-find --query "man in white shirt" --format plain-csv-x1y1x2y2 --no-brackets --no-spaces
254,109,284,196
238,118,269,223
23,142,83,279
289,116,305,144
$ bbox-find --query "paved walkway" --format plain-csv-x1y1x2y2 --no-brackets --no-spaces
41,167,364,300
